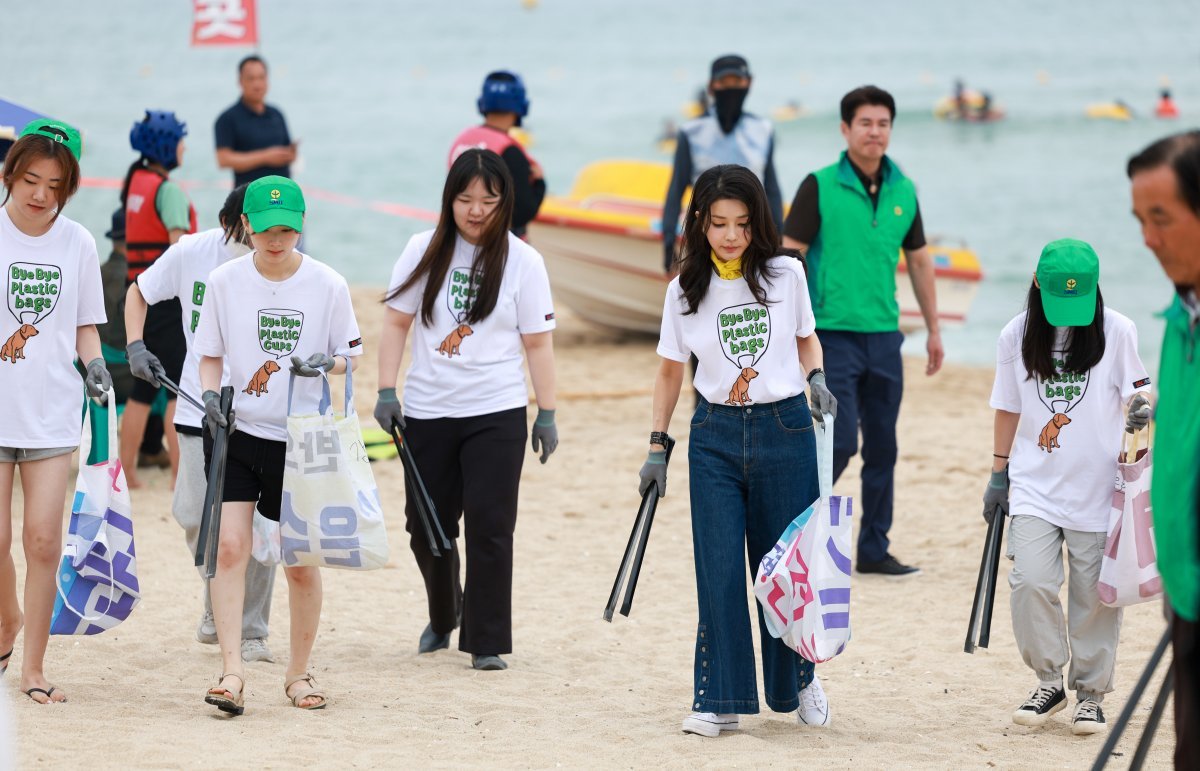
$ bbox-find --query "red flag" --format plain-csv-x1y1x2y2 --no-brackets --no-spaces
191,0,258,47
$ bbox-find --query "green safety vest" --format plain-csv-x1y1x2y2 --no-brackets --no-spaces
807,152,917,332
1152,296,1200,621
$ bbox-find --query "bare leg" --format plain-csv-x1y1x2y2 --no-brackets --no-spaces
164,400,179,490
18,453,72,702
209,501,253,697
0,462,23,659
283,565,323,707
119,400,152,489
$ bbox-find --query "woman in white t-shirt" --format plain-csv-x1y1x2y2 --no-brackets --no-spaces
640,164,838,737
986,238,1151,736
193,176,362,714
0,120,112,704
375,149,558,671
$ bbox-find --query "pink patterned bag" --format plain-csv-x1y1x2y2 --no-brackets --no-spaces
1098,429,1161,608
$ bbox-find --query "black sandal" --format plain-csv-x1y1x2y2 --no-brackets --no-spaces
0,648,11,677
24,686,65,704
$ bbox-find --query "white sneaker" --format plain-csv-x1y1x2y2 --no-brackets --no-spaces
797,675,831,727
195,610,217,645
241,637,275,663
681,712,740,737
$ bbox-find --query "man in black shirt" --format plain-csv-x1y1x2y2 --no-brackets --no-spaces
214,55,295,187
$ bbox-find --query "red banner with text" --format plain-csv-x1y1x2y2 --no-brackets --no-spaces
191,0,258,47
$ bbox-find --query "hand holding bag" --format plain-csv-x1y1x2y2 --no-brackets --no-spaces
1098,425,1161,607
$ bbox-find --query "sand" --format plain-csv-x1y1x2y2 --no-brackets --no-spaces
3,289,1175,769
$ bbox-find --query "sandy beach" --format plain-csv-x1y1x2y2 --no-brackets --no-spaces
4,288,1174,769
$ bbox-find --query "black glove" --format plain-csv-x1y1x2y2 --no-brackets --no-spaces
808,371,838,426
290,353,335,377
374,387,405,431
982,467,1009,524
84,358,112,405
639,448,668,498
203,389,236,437
126,339,165,387
531,408,558,464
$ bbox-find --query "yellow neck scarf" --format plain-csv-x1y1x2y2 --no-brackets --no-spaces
711,250,743,280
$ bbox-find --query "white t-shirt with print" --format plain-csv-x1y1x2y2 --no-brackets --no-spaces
385,230,556,419
657,256,816,406
193,253,363,442
136,227,248,430
989,308,1150,532
0,207,106,448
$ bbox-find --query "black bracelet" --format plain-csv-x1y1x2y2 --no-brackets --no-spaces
650,431,670,447
806,367,824,383
993,453,1009,459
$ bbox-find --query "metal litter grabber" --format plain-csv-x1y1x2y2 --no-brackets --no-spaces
194,387,234,579
388,420,451,557
156,372,206,413
604,435,676,621
1090,625,1173,771
964,503,1006,653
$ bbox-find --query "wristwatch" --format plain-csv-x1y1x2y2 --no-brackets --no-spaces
806,367,824,383
650,431,670,447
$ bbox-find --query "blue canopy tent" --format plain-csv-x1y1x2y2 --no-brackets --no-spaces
0,98,48,161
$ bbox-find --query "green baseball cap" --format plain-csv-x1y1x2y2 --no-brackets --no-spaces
243,175,305,233
18,118,83,161
1036,238,1099,327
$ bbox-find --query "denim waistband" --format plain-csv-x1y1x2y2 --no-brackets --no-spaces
696,391,808,419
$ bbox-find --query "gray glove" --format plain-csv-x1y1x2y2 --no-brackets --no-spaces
639,449,668,498
531,408,558,464
982,467,1009,524
374,387,405,431
290,353,336,377
203,389,236,437
84,358,112,405
808,371,838,426
1126,393,1152,433
126,339,165,387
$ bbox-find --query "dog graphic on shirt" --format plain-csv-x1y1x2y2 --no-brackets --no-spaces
436,324,473,357
1038,413,1071,453
0,324,38,363
725,367,758,406
244,359,281,396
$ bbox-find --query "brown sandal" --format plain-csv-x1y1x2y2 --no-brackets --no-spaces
284,673,327,710
205,673,245,716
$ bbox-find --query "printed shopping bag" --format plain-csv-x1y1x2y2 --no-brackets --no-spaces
754,413,854,664
1098,427,1161,607
278,366,388,570
51,391,141,635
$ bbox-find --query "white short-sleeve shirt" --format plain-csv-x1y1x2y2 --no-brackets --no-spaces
989,308,1150,531
135,227,248,430
0,208,106,448
385,230,556,419
657,256,816,406
192,253,363,442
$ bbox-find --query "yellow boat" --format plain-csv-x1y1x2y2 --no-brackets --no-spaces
528,160,983,336
1085,102,1134,121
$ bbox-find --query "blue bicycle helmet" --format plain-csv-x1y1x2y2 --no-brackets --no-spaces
477,71,529,125
129,110,187,169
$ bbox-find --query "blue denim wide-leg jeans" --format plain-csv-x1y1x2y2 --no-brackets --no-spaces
688,392,821,715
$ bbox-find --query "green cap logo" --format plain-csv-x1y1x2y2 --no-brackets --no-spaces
270,189,281,200
1065,278,1077,294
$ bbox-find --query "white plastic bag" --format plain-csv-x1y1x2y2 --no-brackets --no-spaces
1098,428,1161,607
754,413,854,663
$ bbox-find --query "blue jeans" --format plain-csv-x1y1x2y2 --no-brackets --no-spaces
688,392,819,714
820,330,904,564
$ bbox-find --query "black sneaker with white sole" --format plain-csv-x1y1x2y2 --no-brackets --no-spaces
855,554,921,577
1072,700,1107,735
1012,685,1067,726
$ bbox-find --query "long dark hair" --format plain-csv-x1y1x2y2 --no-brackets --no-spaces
1020,281,1106,381
678,164,786,314
385,149,514,325
218,183,249,245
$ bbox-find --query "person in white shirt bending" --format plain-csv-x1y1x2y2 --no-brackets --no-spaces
375,148,559,672
124,184,278,665
639,164,838,736
193,176,363,714
986,238,1152,736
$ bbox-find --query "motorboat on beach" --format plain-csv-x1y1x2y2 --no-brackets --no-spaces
527,160,983,336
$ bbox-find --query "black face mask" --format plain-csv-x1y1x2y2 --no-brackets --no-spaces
713,87,749,134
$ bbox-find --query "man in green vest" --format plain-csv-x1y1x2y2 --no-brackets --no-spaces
1128,130,1200,768
782,85,943,577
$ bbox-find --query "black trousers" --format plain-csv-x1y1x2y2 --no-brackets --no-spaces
1174,613,1199,770
403,407,527,656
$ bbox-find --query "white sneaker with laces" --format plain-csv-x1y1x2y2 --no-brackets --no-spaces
681,712,740,737
196,610,217,645
241,637,275,663
797,674,831,727
1072,699,1107,735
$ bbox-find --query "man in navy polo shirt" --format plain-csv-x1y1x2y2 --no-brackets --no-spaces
214,55,296,187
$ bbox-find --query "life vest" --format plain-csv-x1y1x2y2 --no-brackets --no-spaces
447,125,539,174
1156,97,1179,119
680,112,773,185
125,167,197,283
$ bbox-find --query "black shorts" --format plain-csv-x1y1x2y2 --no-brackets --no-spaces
203,429,287,522
130,299,187,404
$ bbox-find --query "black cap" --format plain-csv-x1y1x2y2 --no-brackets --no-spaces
711,54,751,82
105,207,126,241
